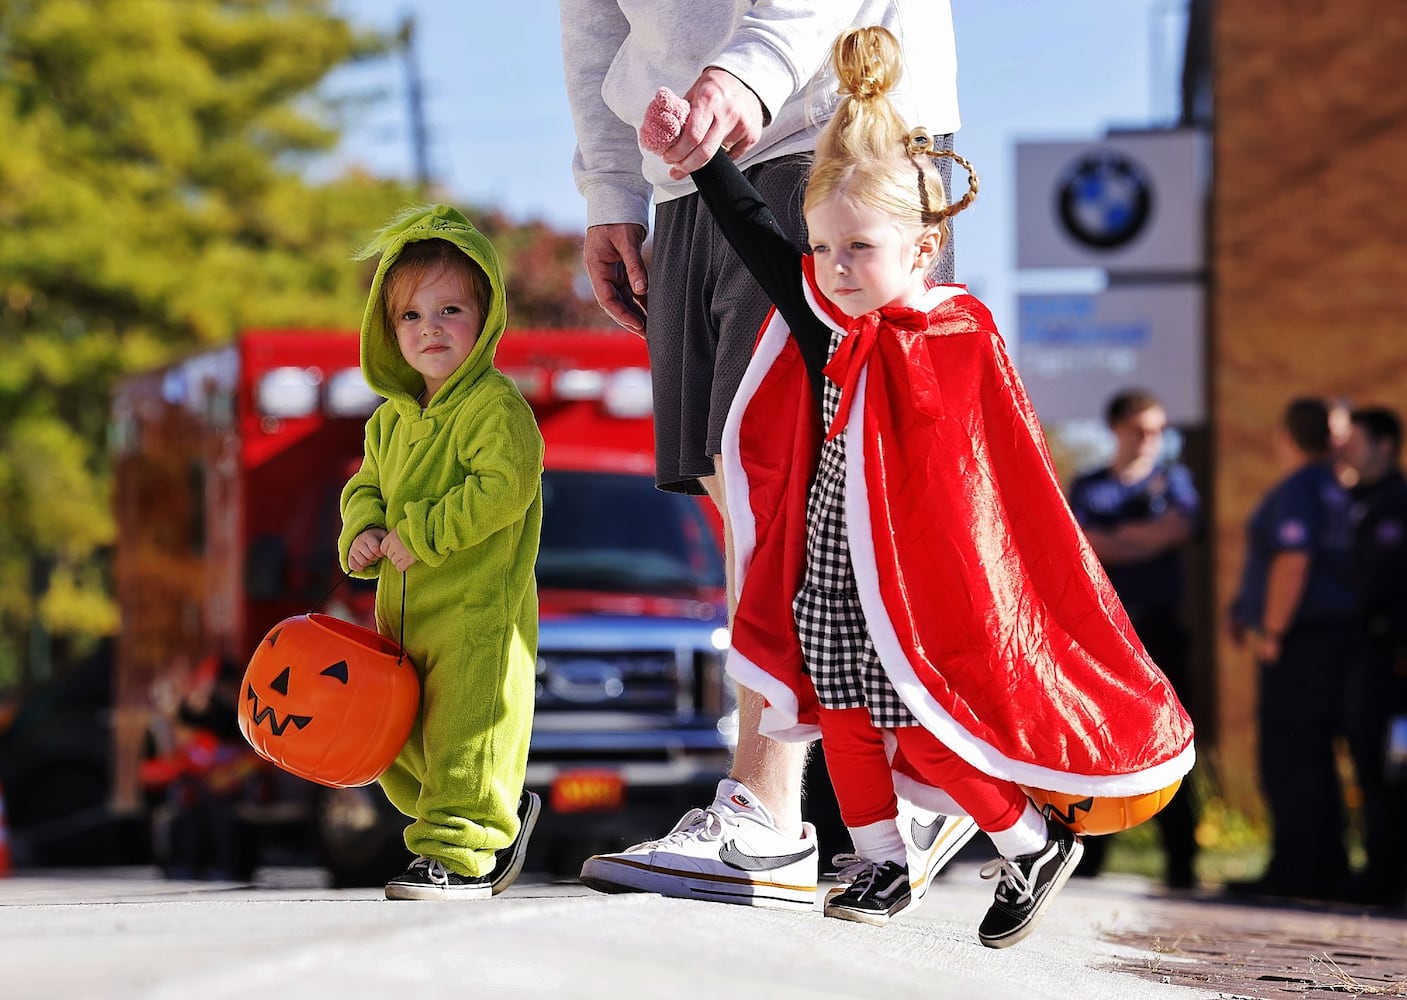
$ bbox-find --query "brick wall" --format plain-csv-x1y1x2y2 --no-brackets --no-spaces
1211,1,1407,809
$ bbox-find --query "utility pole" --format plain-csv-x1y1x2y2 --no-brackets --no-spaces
398,14,431,190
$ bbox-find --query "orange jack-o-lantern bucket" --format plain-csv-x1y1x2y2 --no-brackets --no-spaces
1023,779,1183,836
238,613,420,788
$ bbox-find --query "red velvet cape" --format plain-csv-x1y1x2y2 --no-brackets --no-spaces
721,274,1195,798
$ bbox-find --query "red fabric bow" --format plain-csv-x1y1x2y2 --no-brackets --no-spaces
822,306,931,441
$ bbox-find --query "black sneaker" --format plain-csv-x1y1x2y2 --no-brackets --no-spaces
823,855,912,925
385,856,492,900
977,820,1083,948
490,790,541,895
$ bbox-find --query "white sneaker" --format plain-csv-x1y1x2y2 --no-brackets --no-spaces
578,779,818,909
900,801,979,911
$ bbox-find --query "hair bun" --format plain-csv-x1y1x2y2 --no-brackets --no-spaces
833,26,902,103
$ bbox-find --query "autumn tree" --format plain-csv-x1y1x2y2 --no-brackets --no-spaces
0,0,598,688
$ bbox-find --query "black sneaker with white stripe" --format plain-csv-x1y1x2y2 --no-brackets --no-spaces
385,856,493,900
977,819,1083,948
386,791,540,901
490,790,541,895
823,855,912,925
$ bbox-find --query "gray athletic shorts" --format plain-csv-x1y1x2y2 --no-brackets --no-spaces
647,139,955,495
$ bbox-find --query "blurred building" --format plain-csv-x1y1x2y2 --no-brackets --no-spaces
1208,0,1407,810
1013,0,1406,816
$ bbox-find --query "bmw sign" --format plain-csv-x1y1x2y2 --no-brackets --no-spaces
1057,151,1153,250
1016,131,1207,273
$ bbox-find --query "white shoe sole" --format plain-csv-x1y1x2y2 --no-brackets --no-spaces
385,882,492,901
822,886,910,926
580,854,817,910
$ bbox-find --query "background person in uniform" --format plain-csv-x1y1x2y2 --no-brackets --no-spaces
1341,405,1407,908
1066,389,1201,890
560,1,960,903
1227,397,1358,901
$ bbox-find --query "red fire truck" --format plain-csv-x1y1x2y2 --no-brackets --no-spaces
109,329,736,884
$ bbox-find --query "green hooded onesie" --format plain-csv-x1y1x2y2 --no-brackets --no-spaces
338,205,543,877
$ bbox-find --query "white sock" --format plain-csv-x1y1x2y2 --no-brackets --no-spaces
986,802,1049,859
713,778,780,830
848,819,907,866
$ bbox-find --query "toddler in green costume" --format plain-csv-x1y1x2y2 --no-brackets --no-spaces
339,205,544,900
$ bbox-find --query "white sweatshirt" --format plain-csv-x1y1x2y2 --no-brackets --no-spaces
560,0,959,230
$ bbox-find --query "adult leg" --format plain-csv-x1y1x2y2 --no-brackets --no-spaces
700,460,807,835
1253,626,1349,899
1081,612,1197,886
579,158,818,904
1342,641,1405,904
1139,613,1199,889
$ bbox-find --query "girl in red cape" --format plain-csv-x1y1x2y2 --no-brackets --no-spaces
640,26,1194,948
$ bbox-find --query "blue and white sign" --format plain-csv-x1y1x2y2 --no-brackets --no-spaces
1057,150,1153,250
1017,287,1205,424
1016,130,1208,273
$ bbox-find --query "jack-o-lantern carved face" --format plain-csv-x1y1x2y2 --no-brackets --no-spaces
238,614,420,788
1023,779,1182,836
244,642,348,736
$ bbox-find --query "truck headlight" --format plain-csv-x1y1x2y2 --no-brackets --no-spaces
256,367,320,418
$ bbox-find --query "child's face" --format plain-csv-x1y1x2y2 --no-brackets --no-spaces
805,194,932,318
391,263,484,401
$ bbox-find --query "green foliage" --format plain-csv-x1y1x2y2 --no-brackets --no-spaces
478,213,613,330
0,0,599,690
1101,756,1272,885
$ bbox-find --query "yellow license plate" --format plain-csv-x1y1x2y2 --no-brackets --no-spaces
550,770,625,813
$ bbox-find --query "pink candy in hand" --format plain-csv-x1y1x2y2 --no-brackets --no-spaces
639,87,690,155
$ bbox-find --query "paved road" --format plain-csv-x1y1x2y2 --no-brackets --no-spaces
2,865,1405,999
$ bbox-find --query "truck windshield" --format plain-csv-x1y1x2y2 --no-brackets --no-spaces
536,470,725,593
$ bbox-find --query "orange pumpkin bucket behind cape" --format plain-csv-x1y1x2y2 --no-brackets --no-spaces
1023,779,1183,836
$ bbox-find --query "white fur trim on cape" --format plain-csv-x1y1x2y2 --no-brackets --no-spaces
720,308,792,602
720,306,821,743
725,646,821,744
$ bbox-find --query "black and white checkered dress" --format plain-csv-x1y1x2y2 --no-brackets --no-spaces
792,328,918,728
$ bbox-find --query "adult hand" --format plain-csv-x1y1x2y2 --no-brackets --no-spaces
583,223,648,334
662,67,765,179
348,527,387,572
1251,630,1282,666
379,529,418,573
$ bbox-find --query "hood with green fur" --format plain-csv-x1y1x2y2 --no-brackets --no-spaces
355,204,507,408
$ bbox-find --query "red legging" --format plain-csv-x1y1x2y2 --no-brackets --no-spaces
817,705,1028,833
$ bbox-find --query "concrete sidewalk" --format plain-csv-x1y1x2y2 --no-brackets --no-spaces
1,864,1405,998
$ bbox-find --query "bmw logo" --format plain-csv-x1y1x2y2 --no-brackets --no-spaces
1057,150,1153,250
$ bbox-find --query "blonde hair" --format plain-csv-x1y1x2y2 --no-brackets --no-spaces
382,238,491,334
805,26,978,243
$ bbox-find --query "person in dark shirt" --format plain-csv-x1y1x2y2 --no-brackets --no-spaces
1067,389,1200,889
1228,397,1358,901
1341,406,1407,908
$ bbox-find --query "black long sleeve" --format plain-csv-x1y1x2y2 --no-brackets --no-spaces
688,151,831,401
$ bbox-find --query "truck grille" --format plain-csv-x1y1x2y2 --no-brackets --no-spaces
535,649,686,714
